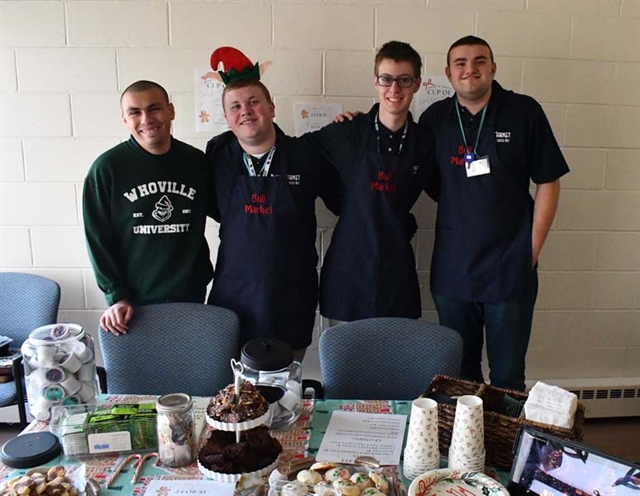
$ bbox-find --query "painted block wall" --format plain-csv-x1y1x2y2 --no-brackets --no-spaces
0,0,638,383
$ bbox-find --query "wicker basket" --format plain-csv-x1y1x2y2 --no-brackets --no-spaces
422,374,586,470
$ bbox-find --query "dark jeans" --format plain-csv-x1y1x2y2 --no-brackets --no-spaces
433,278,538,391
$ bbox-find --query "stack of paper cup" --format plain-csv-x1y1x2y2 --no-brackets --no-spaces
447,395,486,471
403,398,440,480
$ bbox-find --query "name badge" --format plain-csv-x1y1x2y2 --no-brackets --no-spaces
466,156,491,178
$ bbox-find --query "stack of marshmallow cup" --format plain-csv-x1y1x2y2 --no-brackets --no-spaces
402,398,440,480
447,395,486,471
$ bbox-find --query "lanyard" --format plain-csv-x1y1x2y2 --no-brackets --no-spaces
455,100,488,162
243,146,276,177
374,112,409,156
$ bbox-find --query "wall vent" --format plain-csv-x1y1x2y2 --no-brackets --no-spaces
534,378,640,418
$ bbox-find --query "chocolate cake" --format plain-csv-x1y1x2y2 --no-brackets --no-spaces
207,381,269,423
198,425,282,474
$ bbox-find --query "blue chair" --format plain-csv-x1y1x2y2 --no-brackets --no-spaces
0,272,61,427
98,303,240,397
319,318,463,400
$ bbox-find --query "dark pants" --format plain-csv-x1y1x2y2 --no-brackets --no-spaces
433,277,538,391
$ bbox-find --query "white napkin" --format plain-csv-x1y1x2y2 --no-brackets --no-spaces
524,381,578,429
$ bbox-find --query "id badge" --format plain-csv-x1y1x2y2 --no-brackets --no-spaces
466,156,491,178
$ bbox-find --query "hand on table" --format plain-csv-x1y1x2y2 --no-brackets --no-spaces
100,299,134,335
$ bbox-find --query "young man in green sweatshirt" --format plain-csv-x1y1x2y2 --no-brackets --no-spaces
83,80,213,335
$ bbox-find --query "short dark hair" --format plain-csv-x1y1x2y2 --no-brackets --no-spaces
374,41,422,78
221,78,273,112
120,80,170,105
447,35,494,67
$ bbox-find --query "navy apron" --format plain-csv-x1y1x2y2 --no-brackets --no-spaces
320,123,421,321
208,146,318,349
431,101,536,303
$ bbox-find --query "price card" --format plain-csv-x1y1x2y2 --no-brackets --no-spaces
316,411,406,466
87,432,131,454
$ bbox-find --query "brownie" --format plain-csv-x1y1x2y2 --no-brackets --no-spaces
198,426,283,474
207,381,269,423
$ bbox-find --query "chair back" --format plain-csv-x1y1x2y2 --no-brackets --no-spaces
0,272,60,425
99,303,240,397
319,318,463,400
0,272,61,346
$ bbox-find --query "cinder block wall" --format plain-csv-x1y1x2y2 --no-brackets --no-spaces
1,0,638,382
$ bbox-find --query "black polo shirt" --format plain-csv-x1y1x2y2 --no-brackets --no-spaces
421,81,569,191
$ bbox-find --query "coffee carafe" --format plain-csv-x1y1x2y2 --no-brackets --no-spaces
239,339,302,429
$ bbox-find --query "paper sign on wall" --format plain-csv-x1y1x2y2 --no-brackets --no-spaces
413,75,454,119
195,67,229,134
294,103,344,137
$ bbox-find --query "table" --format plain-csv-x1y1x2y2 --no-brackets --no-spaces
0,397,508,494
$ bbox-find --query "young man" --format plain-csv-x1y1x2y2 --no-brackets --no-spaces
206,78,342,358
419,36,569,390
83,80,213,335
305,41,437,325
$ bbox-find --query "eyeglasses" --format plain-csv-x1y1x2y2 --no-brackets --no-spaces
376,75,416,88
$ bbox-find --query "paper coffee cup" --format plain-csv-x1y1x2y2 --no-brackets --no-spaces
36,345,56,367
32,396,54,421
44,366,66,384
77,363,95,382
78,381,96,402
44,384,65,402
61,375,82,395
72,341,93,363
59,352,82,373
62,395,81,406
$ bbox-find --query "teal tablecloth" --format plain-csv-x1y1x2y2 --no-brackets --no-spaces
0,398,510,494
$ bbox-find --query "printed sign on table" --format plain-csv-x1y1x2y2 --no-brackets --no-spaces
144,480,235,496
316,410,407,466
294,103,344,137
413,75,454,119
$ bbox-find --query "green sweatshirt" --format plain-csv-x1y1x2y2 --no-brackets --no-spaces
83,137,213,306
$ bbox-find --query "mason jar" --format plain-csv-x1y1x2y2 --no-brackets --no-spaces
22,323,98,421
156,393,196,467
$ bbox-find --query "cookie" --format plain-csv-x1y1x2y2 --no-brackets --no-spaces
314,481,334,496
324,467,351,482
368,472,389,495
298,470,322,485
361,488,386,496
350,473,373,491
333,480,361,496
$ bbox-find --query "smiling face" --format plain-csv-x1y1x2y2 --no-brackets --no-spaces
121,88,175,155
223,83,276,153
374,58,420,121
446,44,496,110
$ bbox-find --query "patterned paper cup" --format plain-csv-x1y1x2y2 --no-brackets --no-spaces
447,444,485,472
405,398,440,457
449,395,484,457
403,457,439,481
403,452,440,474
